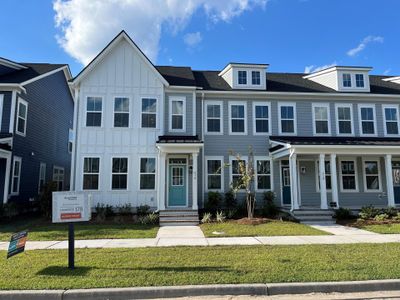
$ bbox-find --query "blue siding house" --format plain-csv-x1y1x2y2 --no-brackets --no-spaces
0,57,74,207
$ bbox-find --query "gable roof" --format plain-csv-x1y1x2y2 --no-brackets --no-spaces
0,63,68,84
72,30,169,87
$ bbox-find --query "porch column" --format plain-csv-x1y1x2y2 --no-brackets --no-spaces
192,152,198,210
319,154,328,209
385,154,395,207
3,154,11,204
330,153,339,208
289,152,299,210
158,151,166,210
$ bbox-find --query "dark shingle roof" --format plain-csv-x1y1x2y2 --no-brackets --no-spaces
0,63,66,84
156,66,196,87
157,135,203,144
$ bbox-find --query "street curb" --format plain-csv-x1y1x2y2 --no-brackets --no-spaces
1,280,400,299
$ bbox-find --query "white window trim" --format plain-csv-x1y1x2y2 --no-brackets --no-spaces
312,103,331,136
229,155,248,191
358,104,377,137
16,98,28,136
140,96,158,129
278,102,297,135
205,156,224,192
254,156,273,192
205,101,223,135
110,156,129,191
382,104,400,137
169,96,186,132
251,70,261,86
11,156,22,195
335,103,354,136
112,96,130,129
339,158,359,193
38,162,46,194
53,166,65,191
139,156,157,191
315,159,332,192
228,101,247,135
362,158,382,193
237,70,248,85
82,156,101,191
342,73,352,88
252,102,271,135
0,94,3,129
85,95,103,128
355,73,365,88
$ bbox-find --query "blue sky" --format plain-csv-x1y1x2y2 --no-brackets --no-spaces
0,0,399,76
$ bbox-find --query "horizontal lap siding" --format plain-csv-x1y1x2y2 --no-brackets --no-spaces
0,91,11,132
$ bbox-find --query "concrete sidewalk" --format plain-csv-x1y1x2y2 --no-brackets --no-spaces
1,224,400,250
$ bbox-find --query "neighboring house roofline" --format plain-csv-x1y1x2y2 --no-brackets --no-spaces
0,57,28,70
71,30,169,87
20,65,72,86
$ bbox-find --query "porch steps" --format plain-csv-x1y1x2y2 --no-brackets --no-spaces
159,210,199,226
291,209,335,224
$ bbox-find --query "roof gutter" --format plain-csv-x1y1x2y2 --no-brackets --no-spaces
0,84,26,93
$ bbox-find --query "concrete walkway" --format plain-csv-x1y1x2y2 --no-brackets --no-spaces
1,224,400,250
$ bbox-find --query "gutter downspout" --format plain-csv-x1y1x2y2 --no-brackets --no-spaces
201,92,205,210
70,87,79,191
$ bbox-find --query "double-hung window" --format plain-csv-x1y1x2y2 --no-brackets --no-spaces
112,158,128,190
206,157,223,191
279,103,296,134
253,103,270,134
140,158,156,190
206,102,222,134
255,159,271,191
141,98,157,128
340,160,357,191
11,156,22,195
312,103,330,135
252,71,261,85
355,74,365,87
83,157,99,190
86,96,102,127
170,97,185,131
53,166,64,191
114,97,129,127
363,160,381,192
231,158,247,189
238,71,247,85
383,105,399,136
359,105,376,135
16,98,28,136
336,104,353,135
38,163,46,193
229,102,246,134
317,161,332,190
343,73,352,87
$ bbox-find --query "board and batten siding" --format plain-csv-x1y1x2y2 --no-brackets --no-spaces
75,38,165,208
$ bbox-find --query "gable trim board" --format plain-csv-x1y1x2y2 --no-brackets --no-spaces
0,57,27,70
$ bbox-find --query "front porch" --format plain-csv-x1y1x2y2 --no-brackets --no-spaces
270,136,400,216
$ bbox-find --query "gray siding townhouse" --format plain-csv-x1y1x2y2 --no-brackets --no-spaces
70,31,400,224
0,57,74,208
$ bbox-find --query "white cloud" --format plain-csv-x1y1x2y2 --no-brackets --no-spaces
304,62,337,74
184,32,202,47
53,0,267,65
347,35,384,57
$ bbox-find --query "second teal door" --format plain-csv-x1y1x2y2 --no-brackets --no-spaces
168,165,186,206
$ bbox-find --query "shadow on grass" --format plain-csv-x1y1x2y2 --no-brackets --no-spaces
37,266,92,276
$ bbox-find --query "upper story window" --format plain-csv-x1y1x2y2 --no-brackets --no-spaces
342,73,352,87
112,157,128,190
83,157,99,190
238,71,247,85
253,103,270,134
16,98,28,136
355,74,365,88
169,97,185,131
252,71,261,85
206,102,222,134
141,98,157,128
336,104,353,135
312,103,330,135
383,105,399,136
86,96,102,127
359,105,376,136
114,97,129,128
229,102,247,134
279,103,296,135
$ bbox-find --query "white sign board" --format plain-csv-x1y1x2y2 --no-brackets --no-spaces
52,192,91,223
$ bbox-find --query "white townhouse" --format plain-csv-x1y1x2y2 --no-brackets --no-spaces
69,31,400,224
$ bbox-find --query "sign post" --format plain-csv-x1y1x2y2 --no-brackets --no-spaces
52,192,91,269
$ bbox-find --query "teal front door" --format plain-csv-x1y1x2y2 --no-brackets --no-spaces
168,162,187,207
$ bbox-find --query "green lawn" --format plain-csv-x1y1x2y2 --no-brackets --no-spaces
1,244,400,289
200,221,328,237
0,218,158,241
361,223,400,234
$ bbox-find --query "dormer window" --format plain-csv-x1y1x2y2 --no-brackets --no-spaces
238,71,247,85
343,74,352,87
252,71,261,85
356,74,364,88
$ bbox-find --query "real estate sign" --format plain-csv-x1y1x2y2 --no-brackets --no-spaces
7,231,28,259
52,192,91,223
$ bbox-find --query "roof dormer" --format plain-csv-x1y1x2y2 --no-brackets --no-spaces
218,63,268,90
304,66,372,92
